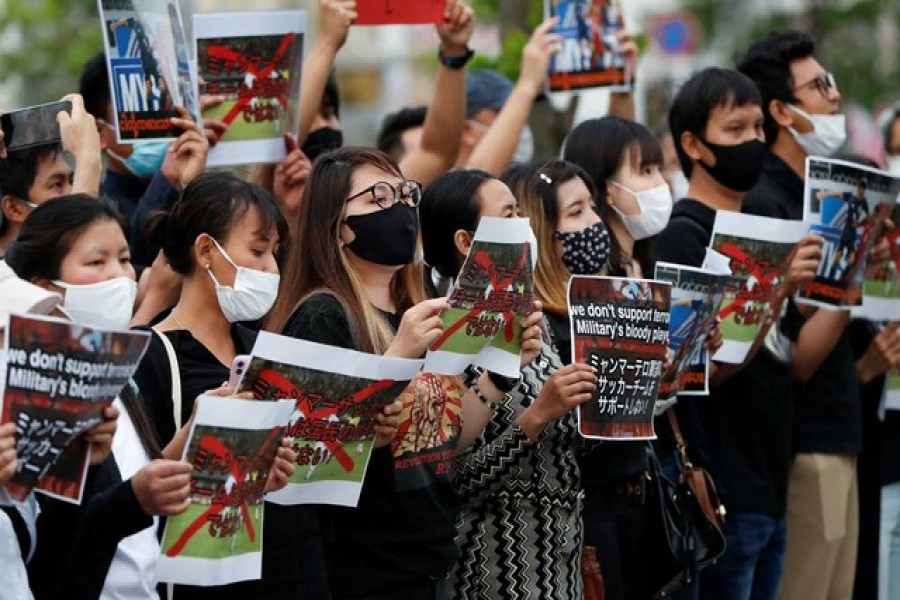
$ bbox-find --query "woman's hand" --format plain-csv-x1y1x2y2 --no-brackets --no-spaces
266,438,297,493
704,320,724,357
385,298,450,358
86,404,119,466
0,423,17,487
517,363,596,441
131,459,192,516
520,301,545,367
373,400,403,448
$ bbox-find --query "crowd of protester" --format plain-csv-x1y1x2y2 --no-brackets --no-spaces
1,1,899,599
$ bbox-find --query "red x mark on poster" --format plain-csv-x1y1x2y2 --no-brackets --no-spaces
431,245,531,350
206,33,296,139
166,427,281,557
716,241,786,320
356,0,447,25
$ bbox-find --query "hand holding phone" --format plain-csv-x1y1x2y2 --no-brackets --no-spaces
0,100,72,152
228,354,251,390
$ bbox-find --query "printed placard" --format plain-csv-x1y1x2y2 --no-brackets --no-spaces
157,396,294,587
239,332,421,507
425,217,534,379
708,212,808,364
654,261,730,399
194,10,306,166
98,0,196,141
2,314,150,503
356,0,446,25
568,276,671,440
546,0,629,93
799,157,897,309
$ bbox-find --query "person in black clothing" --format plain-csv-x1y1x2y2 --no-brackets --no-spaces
560,118,673,600
655,66,822,600
737,31,891,600
132,173,305,599
266,148,555,600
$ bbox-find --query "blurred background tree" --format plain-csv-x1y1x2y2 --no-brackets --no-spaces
0,0,101,105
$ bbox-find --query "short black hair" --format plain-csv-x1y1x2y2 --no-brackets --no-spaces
6,194,124,282
377,106,427,160
737,31,816,147
668,67,762,177
0,143,63,204
80,51,111,120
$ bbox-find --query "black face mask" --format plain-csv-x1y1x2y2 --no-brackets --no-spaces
302,127,343,162
697,138,767,193
345,203,419,267
555,221,611,275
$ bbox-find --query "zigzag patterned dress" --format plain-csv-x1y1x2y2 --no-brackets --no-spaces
449,341,584,599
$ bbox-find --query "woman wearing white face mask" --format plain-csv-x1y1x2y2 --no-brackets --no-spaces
4,194,201,599
133,172,313,600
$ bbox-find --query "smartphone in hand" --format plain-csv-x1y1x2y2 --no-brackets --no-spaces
227,354,251,390
0,100,73,152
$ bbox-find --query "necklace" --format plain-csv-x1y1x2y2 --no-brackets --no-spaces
171,312,188,331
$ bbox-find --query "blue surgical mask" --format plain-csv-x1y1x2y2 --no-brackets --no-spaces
107,141,170,178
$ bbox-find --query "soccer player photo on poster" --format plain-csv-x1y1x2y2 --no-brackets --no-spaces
545,0,630,93
799,157,897,310
194,10,306,167
157,396,294,587
97,0,193,141
567,275,671,440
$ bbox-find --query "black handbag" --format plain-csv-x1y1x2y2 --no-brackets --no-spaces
642,411,727,598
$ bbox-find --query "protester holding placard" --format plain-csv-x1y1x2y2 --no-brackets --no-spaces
417,166,592,598
3,194,200,598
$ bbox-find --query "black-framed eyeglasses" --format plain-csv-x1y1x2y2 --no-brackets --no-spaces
793,72,837,97
345,180,422,209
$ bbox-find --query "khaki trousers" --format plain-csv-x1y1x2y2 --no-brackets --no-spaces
780,453,859,600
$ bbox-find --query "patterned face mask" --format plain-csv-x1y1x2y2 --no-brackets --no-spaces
554,220,612,275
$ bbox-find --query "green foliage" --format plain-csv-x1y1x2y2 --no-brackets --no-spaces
470,0,543,81
0,0,102,105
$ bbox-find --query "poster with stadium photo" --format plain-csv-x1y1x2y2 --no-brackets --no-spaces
799,157,897,310
425,217,535,379
545,0,629,93
1,313,150,503
97,0,193,141
194,10,306,166
654,260,730,400
157,396,294,587
854,200,900,320
567,275,671,440
708,212,808,364
238,332,421,507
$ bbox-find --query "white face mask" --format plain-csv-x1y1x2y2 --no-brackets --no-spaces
609,181,673,240
52,277,137,330
887,155,900,176
665,170,689,201
207,238,280,323
787,105,846,158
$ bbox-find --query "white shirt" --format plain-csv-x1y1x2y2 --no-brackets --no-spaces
100,398,159,600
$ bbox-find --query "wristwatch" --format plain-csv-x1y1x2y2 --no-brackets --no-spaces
438,46,475,70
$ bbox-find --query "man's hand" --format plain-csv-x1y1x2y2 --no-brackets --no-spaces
319,0,357,52
436,0,475,57
160,106,209,189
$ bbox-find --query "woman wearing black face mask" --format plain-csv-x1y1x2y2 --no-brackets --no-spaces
267,148,561,600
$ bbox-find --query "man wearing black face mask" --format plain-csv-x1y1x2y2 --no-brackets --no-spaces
653,67,823,600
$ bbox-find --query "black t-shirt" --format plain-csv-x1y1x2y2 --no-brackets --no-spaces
545,311,648,485
651,199,718,476
132,325,328,600
281,293,460,599
745,153,862,456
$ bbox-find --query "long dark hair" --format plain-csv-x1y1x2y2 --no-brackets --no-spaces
265,147,425,353
420,168,496,280
564,116,663,276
